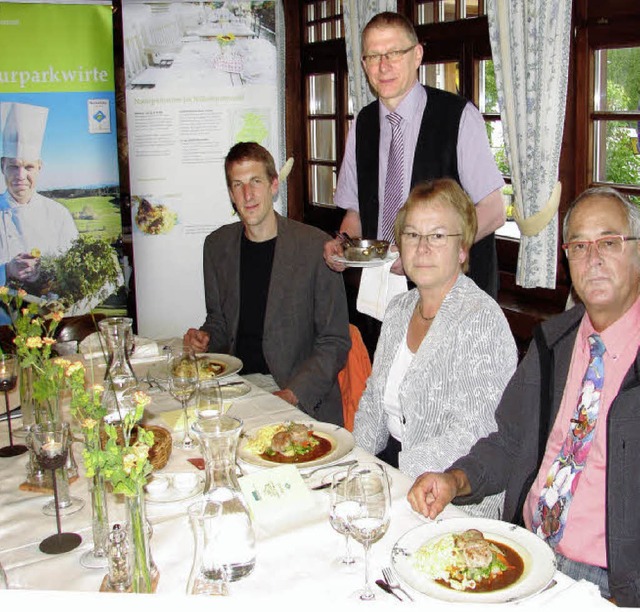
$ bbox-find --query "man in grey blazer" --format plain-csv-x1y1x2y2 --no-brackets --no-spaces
184,142,351,425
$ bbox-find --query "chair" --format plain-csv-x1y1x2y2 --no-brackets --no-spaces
338,324,372,432
54,313,106,354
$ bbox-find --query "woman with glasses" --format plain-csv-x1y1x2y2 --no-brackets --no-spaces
353,178,517,518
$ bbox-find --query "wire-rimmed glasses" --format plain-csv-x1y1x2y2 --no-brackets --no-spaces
562,234,639,260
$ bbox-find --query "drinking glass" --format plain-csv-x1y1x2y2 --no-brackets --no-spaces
344,462,391,601
31,421,82,554
195,378,223,420
328,469,359,567
0,354,27,457
168,346,199,449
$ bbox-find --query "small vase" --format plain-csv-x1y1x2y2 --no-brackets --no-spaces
18,365,36,433
126,482,155,593
80,429,110,569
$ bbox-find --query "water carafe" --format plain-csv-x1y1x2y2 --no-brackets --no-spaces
191,416,255,581
99,317,138,421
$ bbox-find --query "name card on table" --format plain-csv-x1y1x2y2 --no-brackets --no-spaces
239,465,319,536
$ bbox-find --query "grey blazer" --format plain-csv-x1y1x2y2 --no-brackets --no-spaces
200,213,351,425
353,274,517,518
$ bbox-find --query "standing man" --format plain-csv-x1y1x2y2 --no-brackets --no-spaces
408,187,640,606
324,11,505,298
0,102,78,288
184,142,351,426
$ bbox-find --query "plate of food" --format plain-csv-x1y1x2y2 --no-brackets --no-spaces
390,517,556,604
237,421,355,469
147,353,243,383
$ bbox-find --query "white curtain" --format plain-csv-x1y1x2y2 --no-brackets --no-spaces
487,0,572,288
343,0,397,115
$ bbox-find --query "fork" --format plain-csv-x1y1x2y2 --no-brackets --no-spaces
300,459,357,479
382,567,414,602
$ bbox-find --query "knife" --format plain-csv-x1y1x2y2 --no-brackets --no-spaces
376,579,402,601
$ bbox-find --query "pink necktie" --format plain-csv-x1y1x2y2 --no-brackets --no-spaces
380,112,404,243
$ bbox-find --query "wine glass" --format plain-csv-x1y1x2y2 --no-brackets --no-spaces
195,378,223,420
328,468,359,568
344,462,391,601
0,354,27,457
31,421,82,554
168,346,199,449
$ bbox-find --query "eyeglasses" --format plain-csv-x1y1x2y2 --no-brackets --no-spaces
400,231,462,248
362,45,416,66
561,235,640,260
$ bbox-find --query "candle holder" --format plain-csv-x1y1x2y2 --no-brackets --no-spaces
0,354,27,457
31,422,82,554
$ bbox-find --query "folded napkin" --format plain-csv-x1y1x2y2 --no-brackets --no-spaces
79,332,160,362
356,254,407,321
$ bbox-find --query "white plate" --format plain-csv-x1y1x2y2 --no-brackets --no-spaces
391,517,556,604
147,353,243,382
332,252,399,268
237,421,355,469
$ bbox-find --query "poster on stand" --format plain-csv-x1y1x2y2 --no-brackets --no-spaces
122,0,283,339
0,1,125,325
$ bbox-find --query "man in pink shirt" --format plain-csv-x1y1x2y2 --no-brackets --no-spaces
407,186,640,606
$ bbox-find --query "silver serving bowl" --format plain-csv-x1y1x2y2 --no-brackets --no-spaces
343,239,390,262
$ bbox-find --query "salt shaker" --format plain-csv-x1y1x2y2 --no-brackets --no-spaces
106,523,131,592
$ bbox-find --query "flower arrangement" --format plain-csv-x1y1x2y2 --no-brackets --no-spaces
216,32,236,46
0,286,67,421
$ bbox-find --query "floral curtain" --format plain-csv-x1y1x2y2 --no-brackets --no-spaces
343,0,397,115
487,0,572,288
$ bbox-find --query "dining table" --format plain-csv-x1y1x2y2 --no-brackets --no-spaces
0,348,617,610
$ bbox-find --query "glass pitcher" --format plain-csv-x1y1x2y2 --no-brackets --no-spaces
99,317,138,421
191,416,255,581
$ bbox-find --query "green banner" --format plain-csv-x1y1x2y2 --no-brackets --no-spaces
0,2,114,93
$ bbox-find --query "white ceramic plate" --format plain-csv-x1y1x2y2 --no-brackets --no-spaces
332,252,399,268
147,353,243,382
237,421,355,469
391,517,556,604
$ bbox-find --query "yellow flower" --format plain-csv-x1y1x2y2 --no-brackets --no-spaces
0,286,7,296
66,362,85,376
52,357,70,368
17,289,26,298
82,418,97,430
43,338,56,346
123,452,137,474
26,337,43,349
133,390,151,409
92,383,104,394
50,312,63,322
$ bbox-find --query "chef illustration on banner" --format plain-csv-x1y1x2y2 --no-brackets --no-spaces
0,101,123,324
0,102,79,290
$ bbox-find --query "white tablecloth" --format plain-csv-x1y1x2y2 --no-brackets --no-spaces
0,357,615,608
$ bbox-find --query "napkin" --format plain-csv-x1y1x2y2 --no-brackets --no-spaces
79,333,160,362
356,254,407,321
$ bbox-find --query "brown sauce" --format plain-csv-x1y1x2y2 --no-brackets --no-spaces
260,433,332,464
436,540,524,593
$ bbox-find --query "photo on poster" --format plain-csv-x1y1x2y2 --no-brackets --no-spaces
0,93,124,320
124,1,276,91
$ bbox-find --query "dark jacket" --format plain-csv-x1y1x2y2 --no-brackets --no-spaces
451,304,640,606
200,213,351,426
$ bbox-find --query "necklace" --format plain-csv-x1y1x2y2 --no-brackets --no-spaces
415,300,436,322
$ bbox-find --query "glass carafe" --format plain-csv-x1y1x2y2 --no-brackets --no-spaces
99,317,138,421
191,416,255,581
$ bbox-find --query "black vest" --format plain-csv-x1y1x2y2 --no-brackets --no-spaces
354,85,498,298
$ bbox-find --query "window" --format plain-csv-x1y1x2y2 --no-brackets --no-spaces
305,0,343,43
